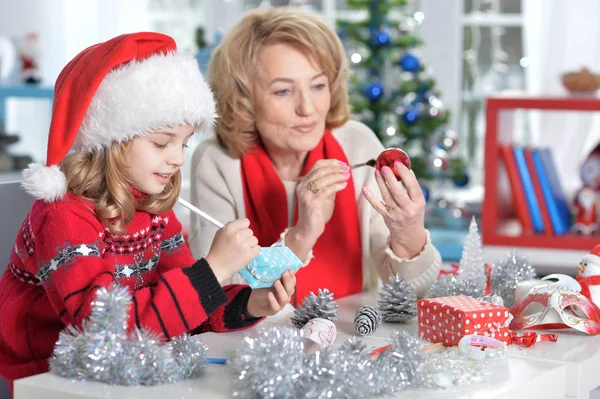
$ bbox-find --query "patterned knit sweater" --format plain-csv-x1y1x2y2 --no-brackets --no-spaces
0,192,262,384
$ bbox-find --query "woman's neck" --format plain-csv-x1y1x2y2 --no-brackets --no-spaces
265,146,308,181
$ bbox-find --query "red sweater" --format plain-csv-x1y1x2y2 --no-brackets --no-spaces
0,193,261,384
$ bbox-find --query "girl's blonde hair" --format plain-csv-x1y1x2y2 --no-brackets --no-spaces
208,7,351,158
59,141,180,233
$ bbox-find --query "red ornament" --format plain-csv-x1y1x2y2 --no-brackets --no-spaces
375,148,411,180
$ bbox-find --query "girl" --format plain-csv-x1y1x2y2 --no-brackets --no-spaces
0,32,296,388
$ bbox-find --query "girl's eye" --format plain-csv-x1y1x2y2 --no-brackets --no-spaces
154,143,168,149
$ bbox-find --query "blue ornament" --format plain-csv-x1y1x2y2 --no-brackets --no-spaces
364,83,384,102
370,30,390,48
453,173,470,187
420,185,429,202
399,53,420,72
402,108,419,124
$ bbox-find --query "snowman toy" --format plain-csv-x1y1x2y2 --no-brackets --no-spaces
577,244,600,309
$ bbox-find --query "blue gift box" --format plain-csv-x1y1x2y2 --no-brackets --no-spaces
238,246,303,289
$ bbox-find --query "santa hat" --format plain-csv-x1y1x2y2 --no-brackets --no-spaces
22,32,215,202
581,244,600,264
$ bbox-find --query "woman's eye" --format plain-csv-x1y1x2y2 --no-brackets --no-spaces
274,89,291,96
313,83,326,90
154,143,168,149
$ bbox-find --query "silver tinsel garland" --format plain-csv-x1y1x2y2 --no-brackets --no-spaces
231,327,423,398
489,251,537,308
427,274,487,299
49,285,208,386
378,274,417,322
291,288,339,329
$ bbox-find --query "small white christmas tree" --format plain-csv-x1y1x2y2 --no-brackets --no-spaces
458,217,486,285
427,216,488,298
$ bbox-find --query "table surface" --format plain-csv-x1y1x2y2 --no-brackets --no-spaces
15,290,592,399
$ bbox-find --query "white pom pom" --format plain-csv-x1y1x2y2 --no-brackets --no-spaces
22,163,67,202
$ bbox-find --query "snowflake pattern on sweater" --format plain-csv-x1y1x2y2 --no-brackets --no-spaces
0,192,262,384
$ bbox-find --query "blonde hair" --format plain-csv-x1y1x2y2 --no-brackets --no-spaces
208,7,351,158
59,141,180,233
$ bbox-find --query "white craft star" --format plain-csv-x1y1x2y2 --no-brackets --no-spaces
48,258,59,271
76,244,94,256
145,258,155,270
121,265,134,277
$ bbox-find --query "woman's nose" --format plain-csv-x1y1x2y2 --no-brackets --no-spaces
296,91,315,116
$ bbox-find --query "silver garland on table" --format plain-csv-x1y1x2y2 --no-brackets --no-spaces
378,274,417,322
231,327,422,398
426,274,487,299
354,305,382,336
291,288,339,329
489,250,537,308
49,285,208,386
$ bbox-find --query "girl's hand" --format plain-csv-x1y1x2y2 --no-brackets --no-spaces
245,270,296,318
206,218,261,283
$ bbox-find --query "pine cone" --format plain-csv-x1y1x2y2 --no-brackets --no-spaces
354,305,382,336
377,274,417,322
291,288,338,329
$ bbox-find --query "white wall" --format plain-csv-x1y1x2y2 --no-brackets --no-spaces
0,0,150,163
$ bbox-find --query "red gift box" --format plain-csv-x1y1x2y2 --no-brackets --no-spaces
417,295,511,346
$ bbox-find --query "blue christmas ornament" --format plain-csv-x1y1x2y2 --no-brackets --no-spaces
370,30,390,48
420,185,429,202
453,173,470,187
364,83,384,101
402,108,419,124
399,53,420,72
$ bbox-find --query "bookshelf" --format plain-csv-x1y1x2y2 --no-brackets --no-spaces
482,93,600,270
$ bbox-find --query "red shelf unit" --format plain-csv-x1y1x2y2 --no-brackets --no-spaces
482,94,600,258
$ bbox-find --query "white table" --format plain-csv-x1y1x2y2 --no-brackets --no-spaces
14,293,571,399
334,291,600,399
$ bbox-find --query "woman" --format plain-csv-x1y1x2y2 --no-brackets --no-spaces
189,7,442,302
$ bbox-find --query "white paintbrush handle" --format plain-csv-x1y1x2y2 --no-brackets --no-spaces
177,198,225,228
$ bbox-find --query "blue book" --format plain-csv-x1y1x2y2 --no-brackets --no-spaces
531,149,569,234
538,148,572,229
513,146,545,233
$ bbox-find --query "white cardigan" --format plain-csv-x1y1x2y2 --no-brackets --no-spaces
188,120,441,298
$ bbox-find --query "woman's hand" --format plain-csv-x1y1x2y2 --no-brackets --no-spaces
362,161,427,259
245,270,296,317
285,160,350,260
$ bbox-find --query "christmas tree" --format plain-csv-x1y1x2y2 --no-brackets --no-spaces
337,0,468,198
458,216,486,284
427,217,487,298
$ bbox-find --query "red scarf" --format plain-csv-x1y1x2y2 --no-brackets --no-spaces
576,274,600,302
241,130,363,303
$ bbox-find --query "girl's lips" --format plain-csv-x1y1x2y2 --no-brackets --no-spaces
154,173,171,184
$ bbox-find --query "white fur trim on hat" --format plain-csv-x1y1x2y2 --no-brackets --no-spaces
22,163,67,202
73,52,216,152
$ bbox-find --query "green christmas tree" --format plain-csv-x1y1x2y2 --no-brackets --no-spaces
337,0,468,198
